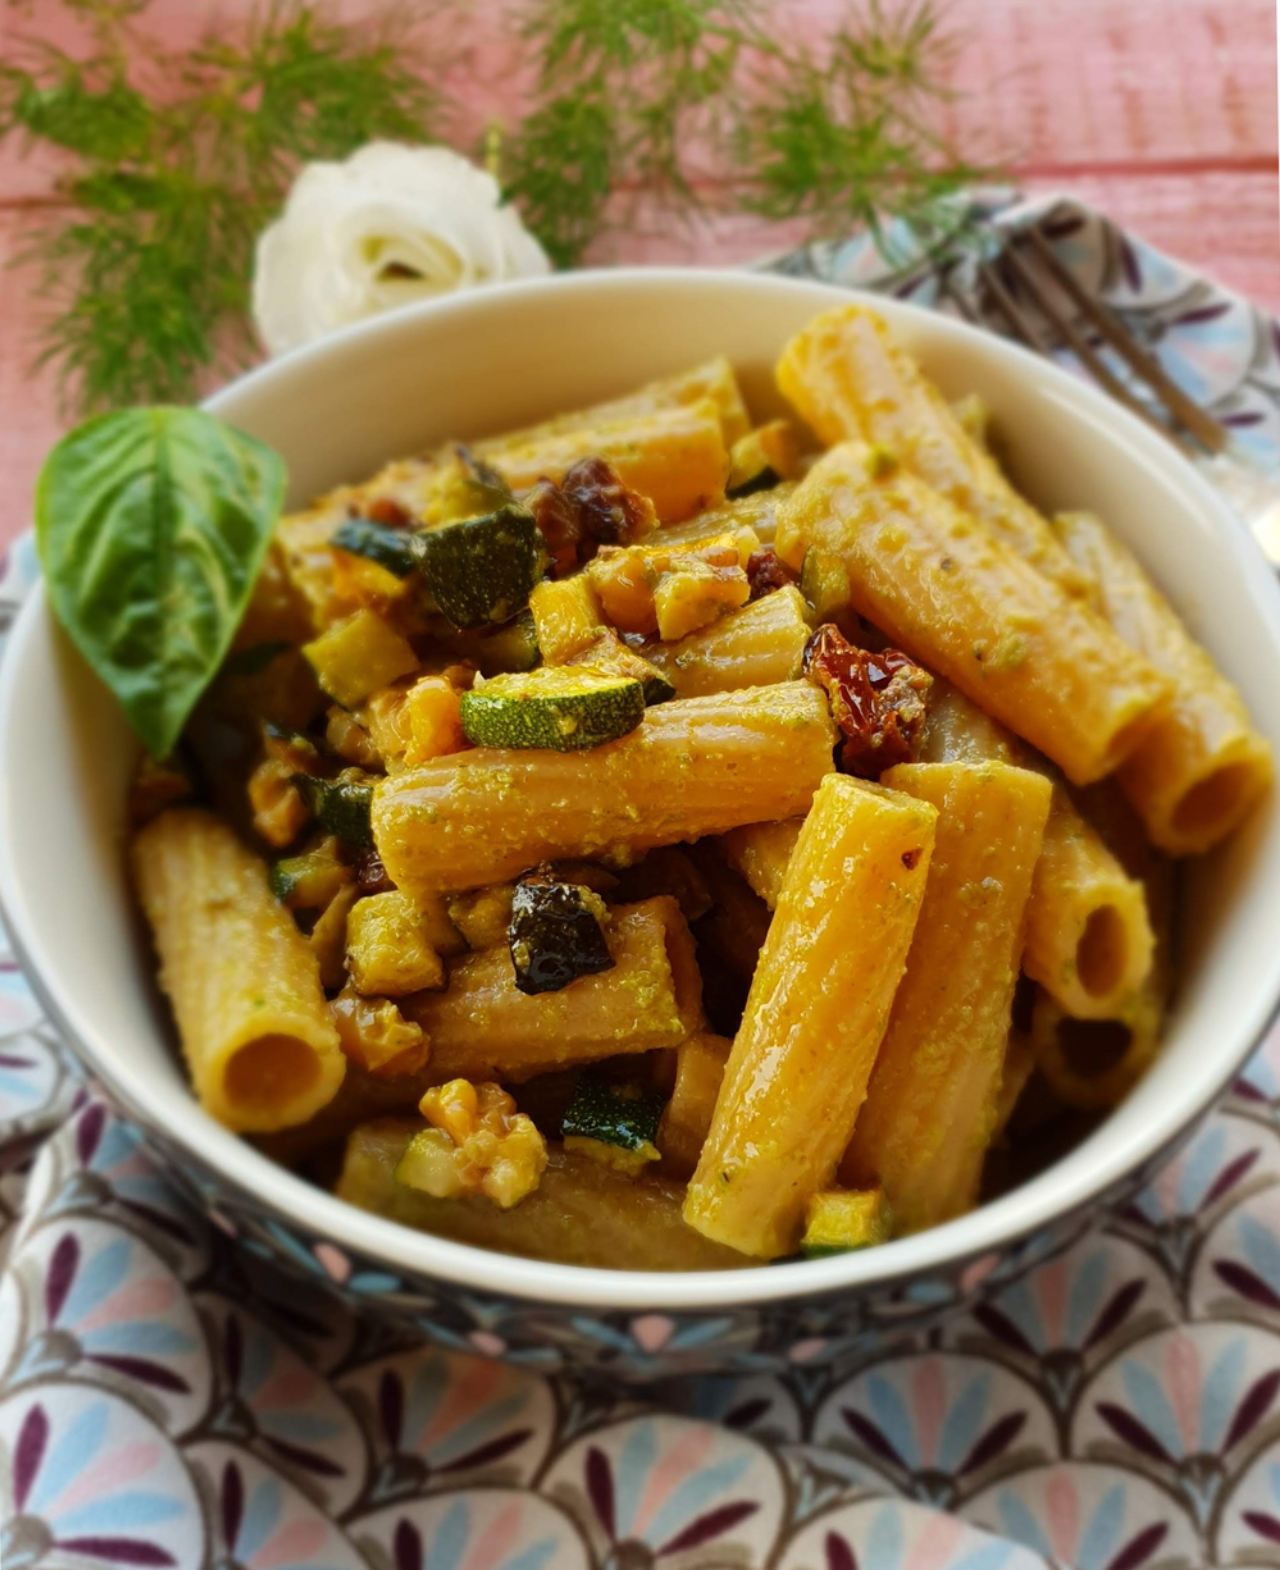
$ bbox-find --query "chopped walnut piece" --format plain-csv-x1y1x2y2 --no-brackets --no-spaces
332,983,428,1076
407,1079,548,1208
802,623,933,779
525,457,657,576
745,545,798,601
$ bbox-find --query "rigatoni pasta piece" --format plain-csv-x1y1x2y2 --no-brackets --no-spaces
718,817,803,909
474,356,752,454
685,774,937,1259
775,303,1091,595
1055,509,1273,854
373,681,837,895
656,1032,732,1179
404,898,703,1080
337,1120,748,1270
133,809,345,1133
840,761,1052,1231
484,401,729,523
642,586,811,698
659,482,798,548
776,444,1172,785
923,678,1156,1020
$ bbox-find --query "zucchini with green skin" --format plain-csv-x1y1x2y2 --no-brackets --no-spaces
474,609,541,674
461,668,645,751
562,1077,666,1176
292,774,374,848
800,1188,894,1257
412,505,548,630
331,516,417,578
509,876,614,995
268,839,352,909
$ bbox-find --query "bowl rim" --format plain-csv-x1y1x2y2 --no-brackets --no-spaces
4,263,1280,1313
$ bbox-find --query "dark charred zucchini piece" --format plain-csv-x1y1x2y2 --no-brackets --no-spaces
562,1077,665,1175
331,516,417,578
727,465,781,500
412,504,548,630
508,876,614,995
292,774,374,848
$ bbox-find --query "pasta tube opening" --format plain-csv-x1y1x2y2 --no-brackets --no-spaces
1075,905,1130,1002
224,1032,326,1120
1170,758,1266,842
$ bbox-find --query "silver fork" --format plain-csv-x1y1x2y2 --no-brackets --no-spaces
937,221,1280,565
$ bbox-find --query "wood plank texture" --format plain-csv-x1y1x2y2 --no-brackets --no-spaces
0,0,1275,543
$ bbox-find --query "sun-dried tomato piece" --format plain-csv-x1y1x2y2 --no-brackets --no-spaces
746,545,797,601
365,496,412,529
524,478,582,577
802,623,933,779
525,459,656,576
355,847,395,895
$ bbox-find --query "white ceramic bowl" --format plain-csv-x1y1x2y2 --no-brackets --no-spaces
3,269,1278,1377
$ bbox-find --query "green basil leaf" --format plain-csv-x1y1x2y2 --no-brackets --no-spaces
35,406,286,758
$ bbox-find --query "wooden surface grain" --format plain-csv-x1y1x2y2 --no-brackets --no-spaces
0,0,1275,544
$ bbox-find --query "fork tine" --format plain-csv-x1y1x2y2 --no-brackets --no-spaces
937,264,979,324
996,241,1185,447
976,259,1054,351
1022,225,1228,454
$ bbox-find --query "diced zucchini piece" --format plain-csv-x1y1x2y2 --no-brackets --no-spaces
402,676,467,765
292,774,374,848
413,505,548,630
508,876,614,995
800,1188,894,1257
530,575,605,664
726,419,804,498
576,630,674,705
447,884,515,950
800,546,853,624
331,516,418,577
460,667,645,751
562,1078,665,1177
346,889,446,996
303,608,419,708
473,609,542,674
269,836,353,909
653,560,749,640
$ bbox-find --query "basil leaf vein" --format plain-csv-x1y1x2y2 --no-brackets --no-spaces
35,405,286,757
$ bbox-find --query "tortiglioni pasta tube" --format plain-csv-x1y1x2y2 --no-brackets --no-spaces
373,681,837,895
133,809,345,1133
1055,509,1273,854
775,303,1093,596
685,773,937,1259
404,898,703,1080
840,761,1052,1231
776,444,1173,785
642,586,811,698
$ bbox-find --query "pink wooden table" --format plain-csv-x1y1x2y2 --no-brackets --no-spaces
0,0,1275,546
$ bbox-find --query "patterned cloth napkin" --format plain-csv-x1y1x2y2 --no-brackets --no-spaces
4,197,1280,1570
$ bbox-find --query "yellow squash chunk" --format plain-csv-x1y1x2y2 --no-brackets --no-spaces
801,1189,894,1256
685,774,937,1259
727,419,805,492
303,608,418,709
402,676,467,766
529,574,606,664
346,890,446,997
587,533,746,636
